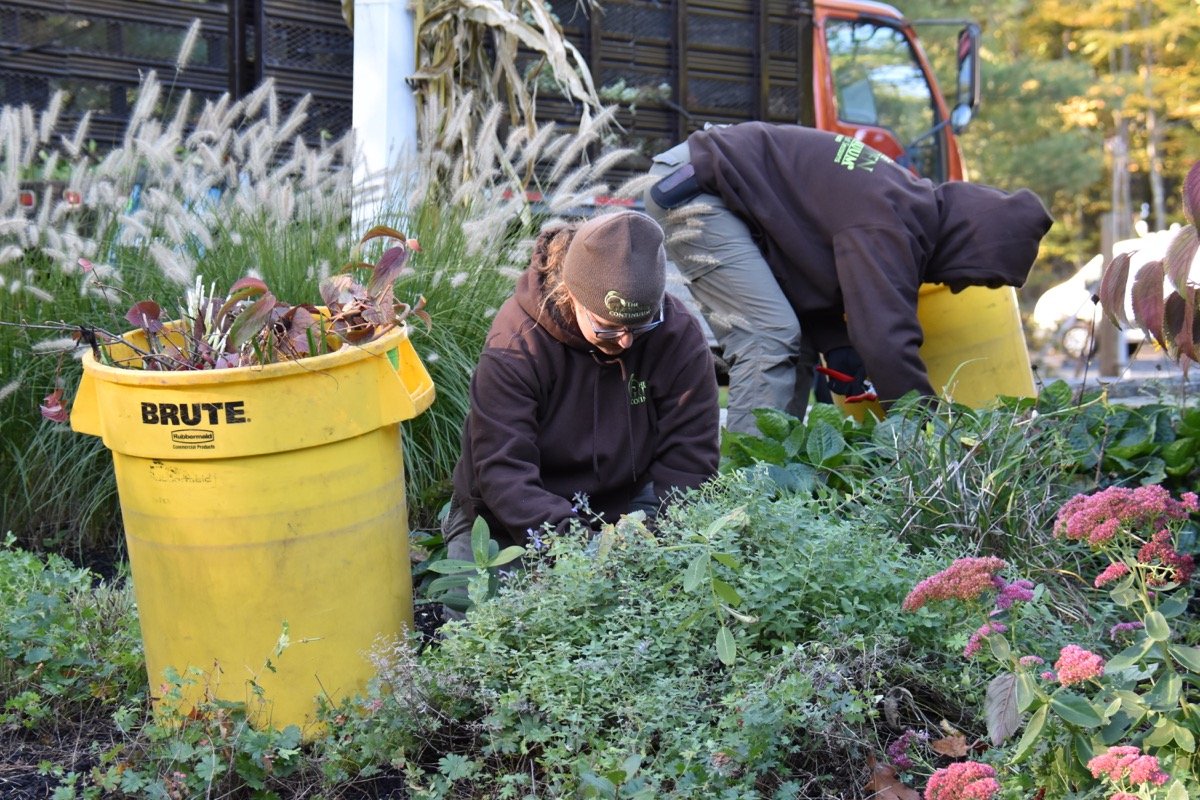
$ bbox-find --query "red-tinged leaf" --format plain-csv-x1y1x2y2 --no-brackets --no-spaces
320,274,360,308
412,308,433,331
931,733,970,757
1131,260,1167,347
1184,160,1200,227
78,257,94,273
368,245,411,298
1097,253,1131,328
229,276,270,295
358,224,408,246
986,672,1020,746
227,292,278,350
281,305,322,355
125,301,164,333
1163,226,1198,293
1176,285,1199,362
39,388,69,423
862,755,920,800
406,237,421,252
362,298,394,327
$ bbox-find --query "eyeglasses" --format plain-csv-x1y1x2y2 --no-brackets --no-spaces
583,303,664,340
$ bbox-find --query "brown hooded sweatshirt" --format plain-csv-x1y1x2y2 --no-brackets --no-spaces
686,122,1053,403
451,268,720,547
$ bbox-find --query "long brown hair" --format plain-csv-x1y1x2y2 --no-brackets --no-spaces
530,222,579,323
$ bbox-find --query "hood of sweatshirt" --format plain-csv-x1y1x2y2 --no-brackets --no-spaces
512,268,594,350
926,182,1053,292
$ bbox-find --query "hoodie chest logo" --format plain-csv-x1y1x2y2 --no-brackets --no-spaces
628,374,648,406
833,134,892,172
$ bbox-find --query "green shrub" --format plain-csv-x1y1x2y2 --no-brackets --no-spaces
0,533,143,728
317,470,972,798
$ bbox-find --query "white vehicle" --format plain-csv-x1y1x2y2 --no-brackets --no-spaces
1031,226,1185,359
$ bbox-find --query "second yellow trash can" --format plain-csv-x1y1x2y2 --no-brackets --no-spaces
70,322,435,735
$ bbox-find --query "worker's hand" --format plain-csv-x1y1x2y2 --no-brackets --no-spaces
817,347,872,400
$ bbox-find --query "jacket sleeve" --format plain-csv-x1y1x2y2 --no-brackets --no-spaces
831,225,936,403
647,316,721,497
465,350,581,542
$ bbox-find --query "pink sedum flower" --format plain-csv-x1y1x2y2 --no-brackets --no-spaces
1055,644,1105,686
924,761,1000,800
903,557,1008,612
1054,486,1197,549
1087,746,1170,787
1018,655,1045,668
1094,561,1130,588
963,621,1008,659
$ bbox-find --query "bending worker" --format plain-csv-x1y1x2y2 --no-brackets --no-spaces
644,122,1053,434
444,209,720,562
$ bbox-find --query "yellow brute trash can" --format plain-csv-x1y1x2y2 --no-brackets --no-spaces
839,284,1034,420
70,323,434,735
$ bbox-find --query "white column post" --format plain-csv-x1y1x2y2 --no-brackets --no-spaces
351,0,418,235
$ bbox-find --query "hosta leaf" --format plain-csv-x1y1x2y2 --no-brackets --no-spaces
1098,252,1131,328
1130,259,1166,346
986,672,1020,745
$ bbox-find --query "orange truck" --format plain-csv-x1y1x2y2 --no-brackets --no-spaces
543,0,980,184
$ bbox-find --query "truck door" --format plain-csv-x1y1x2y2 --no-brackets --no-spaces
818,17,959,183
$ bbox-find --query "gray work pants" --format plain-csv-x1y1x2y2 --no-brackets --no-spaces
644,142,815,434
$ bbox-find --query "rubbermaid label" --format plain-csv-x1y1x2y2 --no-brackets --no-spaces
140,401,249,450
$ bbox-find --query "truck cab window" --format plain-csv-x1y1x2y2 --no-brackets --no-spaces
826,19,945,182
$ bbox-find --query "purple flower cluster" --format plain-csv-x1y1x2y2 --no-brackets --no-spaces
992,577,1034,610
886,728,927,771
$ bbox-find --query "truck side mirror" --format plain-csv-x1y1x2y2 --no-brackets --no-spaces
952,23,981,133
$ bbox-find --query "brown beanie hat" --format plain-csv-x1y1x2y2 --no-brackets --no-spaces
562,210,667,324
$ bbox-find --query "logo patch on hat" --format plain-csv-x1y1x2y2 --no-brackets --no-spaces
604,290,651,322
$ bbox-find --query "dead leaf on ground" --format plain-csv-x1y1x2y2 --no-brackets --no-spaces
931,733,970,757
863,754,920,800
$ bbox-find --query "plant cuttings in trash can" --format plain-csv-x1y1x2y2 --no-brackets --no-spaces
37,225,430,420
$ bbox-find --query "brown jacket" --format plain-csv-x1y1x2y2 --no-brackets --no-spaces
687,122,1052,403
451,269,720,546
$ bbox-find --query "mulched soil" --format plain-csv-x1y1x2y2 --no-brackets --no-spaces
0,716,123,799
